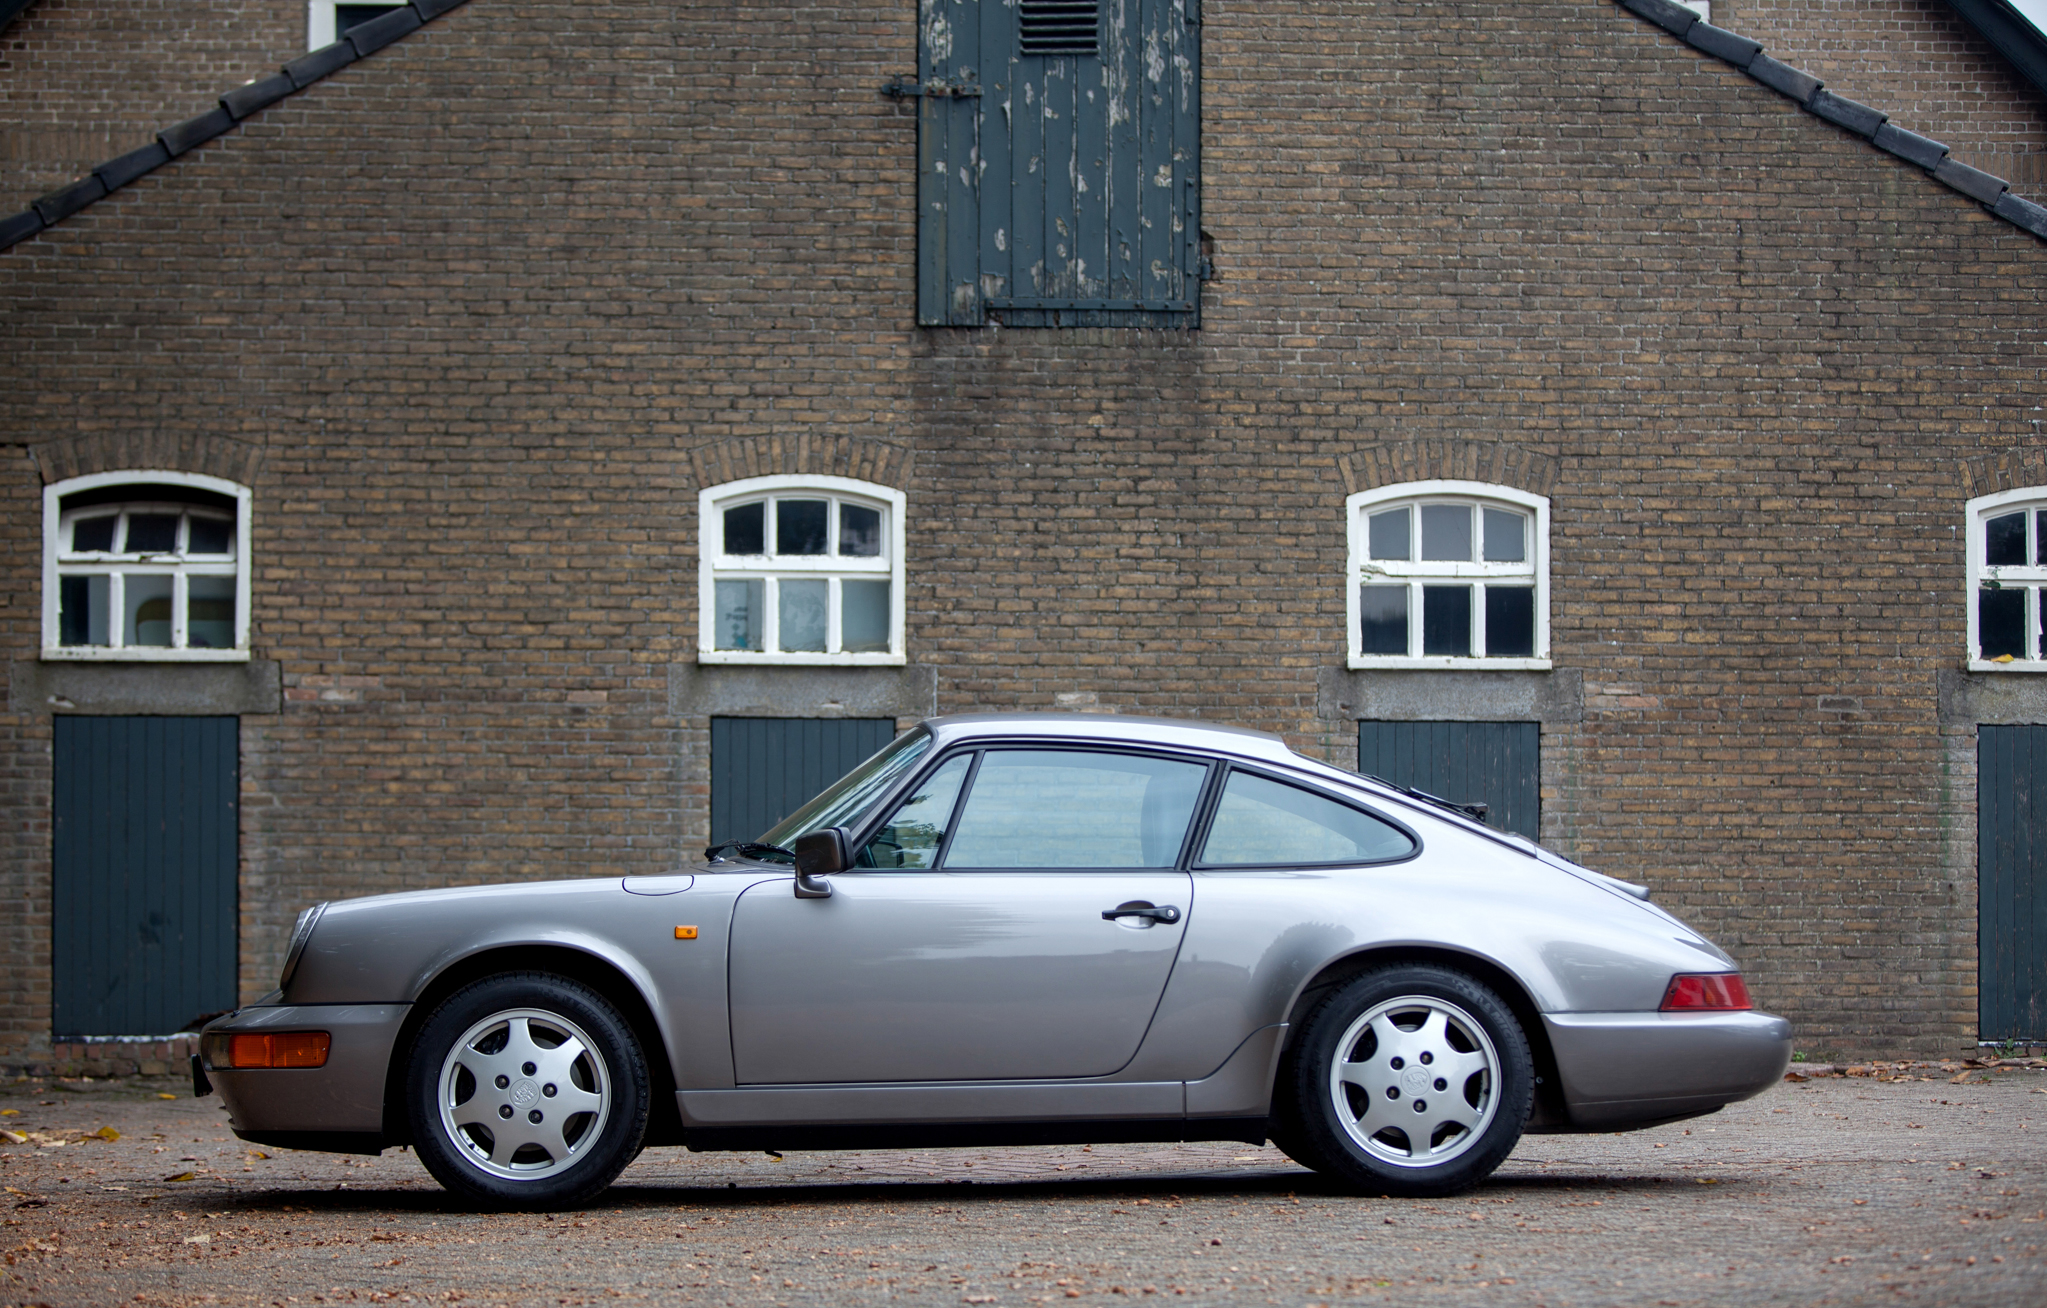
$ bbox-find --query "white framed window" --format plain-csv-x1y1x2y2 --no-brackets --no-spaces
1967,487,2047,670
42,471,253,663
1346,481,1551,671
307,1,408,49
697,475,906,666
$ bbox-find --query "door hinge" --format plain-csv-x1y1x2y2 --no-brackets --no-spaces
882,75,983,99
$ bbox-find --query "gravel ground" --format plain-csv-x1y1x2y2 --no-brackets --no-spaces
1,1068,2041,1307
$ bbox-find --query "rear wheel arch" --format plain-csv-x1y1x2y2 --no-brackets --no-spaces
382,945,682,1148
1276,945,1567,1132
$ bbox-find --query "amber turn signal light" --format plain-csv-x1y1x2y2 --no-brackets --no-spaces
1659,973,1752,1012
227,1031,331,1068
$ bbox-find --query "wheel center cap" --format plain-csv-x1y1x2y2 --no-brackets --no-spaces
1400,1066,1430,1096
509,1077,541,1107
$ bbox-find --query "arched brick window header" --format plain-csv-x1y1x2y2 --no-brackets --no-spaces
1338,441,1559,500
30,433,262,490
686,436,913,496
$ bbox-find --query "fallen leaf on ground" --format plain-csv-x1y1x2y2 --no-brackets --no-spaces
90,1126,118,1141
163,1172,195,1183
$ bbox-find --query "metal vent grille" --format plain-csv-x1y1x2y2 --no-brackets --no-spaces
1019,0,1099,55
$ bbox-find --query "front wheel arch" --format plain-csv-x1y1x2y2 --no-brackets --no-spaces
382,945,681,1148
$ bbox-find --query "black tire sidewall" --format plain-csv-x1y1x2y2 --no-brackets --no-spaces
406,972,649,1210
1291,964,1532,1197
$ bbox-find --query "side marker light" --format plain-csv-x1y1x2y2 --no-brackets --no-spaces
674,925,699,940
227,1031,331,1068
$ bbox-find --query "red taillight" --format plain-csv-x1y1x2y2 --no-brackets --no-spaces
228,1032,331,1068
1659,973,1752,1012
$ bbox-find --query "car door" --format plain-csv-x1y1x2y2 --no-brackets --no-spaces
727,746,1210,1084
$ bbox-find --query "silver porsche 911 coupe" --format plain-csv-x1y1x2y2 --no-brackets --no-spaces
199,714,1790,1208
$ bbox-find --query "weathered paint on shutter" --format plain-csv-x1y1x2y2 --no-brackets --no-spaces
710,717,900,846
919,0,1201,327
1357,721,1541,841
52,716,239,1037
1980,725,2047,1040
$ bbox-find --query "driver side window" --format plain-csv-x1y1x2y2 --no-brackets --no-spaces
858,753,971,868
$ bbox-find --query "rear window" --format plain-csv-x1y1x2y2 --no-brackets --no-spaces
1198,770,1415,866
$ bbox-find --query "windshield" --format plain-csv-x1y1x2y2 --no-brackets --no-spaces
755,728,933,849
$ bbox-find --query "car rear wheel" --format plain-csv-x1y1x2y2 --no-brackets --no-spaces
1285,964,1532,1196
406,973,648,1209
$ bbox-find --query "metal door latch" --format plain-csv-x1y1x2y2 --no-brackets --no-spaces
882,75,983,99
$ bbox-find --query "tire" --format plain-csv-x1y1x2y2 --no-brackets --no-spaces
1285,964,1532,1197
405,972,649,1210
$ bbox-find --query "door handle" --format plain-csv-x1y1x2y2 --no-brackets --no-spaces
1102,902,1181,925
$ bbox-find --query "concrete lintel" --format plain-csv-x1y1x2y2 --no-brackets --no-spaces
12,659,282,715
1936,668,2047,725
669,662,938,720
1316,666,1583,724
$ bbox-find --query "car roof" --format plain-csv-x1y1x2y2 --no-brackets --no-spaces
922,712,1302,766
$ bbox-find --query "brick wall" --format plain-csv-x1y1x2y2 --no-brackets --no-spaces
0,0,302,214
0,0,2041,1062
1722,0,2047,186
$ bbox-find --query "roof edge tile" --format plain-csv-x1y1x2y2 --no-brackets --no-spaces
1873,122,1950,171
1995,191,2047,237
1809,89,1888,138
1620,0,1699,40
1936,155,2012,204
347,4,422,57
32,174,106,224
3,0,471,253
94,142,171,194
1686,22,1762,67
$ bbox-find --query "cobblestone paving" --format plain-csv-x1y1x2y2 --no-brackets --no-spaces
1,1068,2041,1306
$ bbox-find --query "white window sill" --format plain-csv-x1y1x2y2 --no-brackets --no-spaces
696,651,907,668
1968,658,2047,673
1347,656,1553,672
41,647,251,663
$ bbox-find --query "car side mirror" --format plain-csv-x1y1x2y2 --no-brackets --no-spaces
792,828,848,898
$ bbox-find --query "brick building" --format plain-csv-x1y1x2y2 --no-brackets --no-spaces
2,0,2046,1072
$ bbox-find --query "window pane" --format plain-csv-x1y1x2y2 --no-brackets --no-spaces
1482,507,1526,563
943,750,1208,868
59,575,109,646
713,578,764,650
776,500,829,556
1987,512,2027,566
859,754,971,869
1981,586,2027,659
1420,504,1472,561
1421,584,1472,656
1367,507,1410,561
187,576,235,649
839,504,882,557
126,575,174,647
1200,771,1414,866
777,578,828,651
187,516,233,555
1358,584,1408,655
2038,511,2047,566
841,579,891,652
1484,586,1535,657
723,502,765,556
71,515,116,553
125,514,179,554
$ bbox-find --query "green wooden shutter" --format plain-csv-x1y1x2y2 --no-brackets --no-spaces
918,0,1202,327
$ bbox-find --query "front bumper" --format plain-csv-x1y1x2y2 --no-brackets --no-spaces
1543,1009,1793,1130
201,1003,410,1149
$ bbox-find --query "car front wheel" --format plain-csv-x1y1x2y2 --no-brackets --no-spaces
1286,964,1532,1196
406,972,648,1209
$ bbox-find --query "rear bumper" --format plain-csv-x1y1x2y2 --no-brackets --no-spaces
200,1003,409,1143
1543,1009,1792,1130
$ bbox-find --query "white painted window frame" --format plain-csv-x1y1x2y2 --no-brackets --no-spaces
1345,480,1551,671
42,471,253,663
1966,487,2047,671
306,0,409,49
697,474,907,667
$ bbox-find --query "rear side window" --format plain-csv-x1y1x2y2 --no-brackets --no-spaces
1198,770,1415,866
942,750,1209,869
